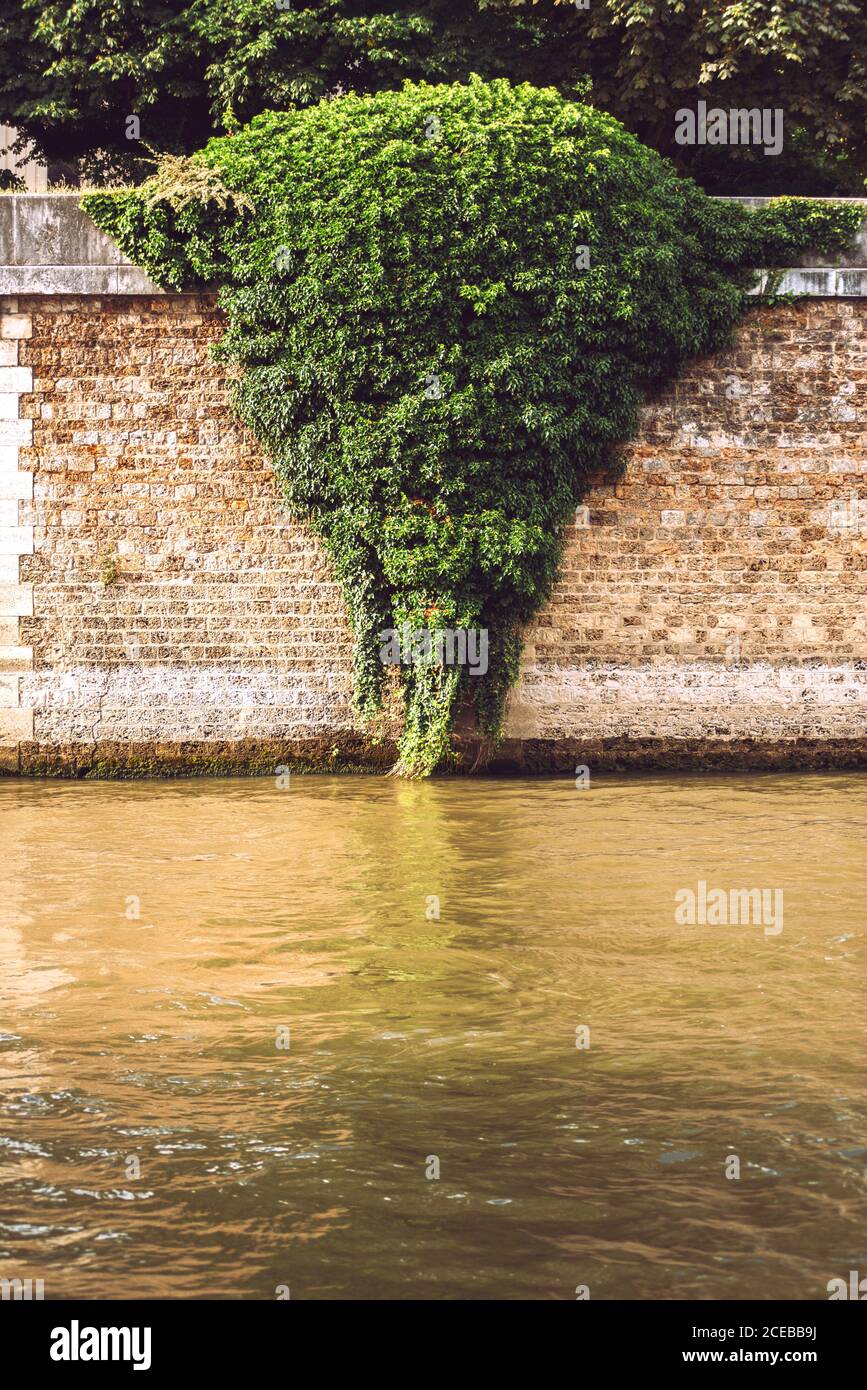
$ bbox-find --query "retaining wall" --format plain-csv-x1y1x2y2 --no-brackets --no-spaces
0,195,865,774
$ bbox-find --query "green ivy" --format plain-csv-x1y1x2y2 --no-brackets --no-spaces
745,196,865,261
82,79,862,776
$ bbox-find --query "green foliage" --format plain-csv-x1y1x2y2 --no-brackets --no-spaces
745,196,865,261
490,0,867,194
83,79,860,775
0,1,211,181
99,551,120,585
3,1,867,192
1,0,546,181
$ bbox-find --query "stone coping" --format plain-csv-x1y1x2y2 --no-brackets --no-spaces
0,193,162,293
0,192,866,296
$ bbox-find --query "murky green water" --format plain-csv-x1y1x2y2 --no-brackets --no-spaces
0,772,865,1300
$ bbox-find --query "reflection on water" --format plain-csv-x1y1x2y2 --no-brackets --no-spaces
0,771,865,1300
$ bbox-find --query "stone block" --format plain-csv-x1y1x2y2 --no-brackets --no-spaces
0,313,32,339
0,706,33,743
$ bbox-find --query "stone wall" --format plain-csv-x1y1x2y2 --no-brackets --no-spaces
509,297,867,764
0,196,865,774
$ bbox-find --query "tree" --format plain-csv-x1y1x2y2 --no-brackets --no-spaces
489,0,867,194
0,1,212,180
1,1,865,191
0,1,558,181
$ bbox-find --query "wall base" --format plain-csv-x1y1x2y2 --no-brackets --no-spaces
3,733,865,778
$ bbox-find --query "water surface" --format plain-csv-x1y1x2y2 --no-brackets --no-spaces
0,772,865,1299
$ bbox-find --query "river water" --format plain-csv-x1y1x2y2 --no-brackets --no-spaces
0,772,864,1300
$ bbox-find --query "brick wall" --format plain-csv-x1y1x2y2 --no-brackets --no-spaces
2,291,865,774
510,298,867,761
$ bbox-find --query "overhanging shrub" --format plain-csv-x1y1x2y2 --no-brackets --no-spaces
83,78,861,775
